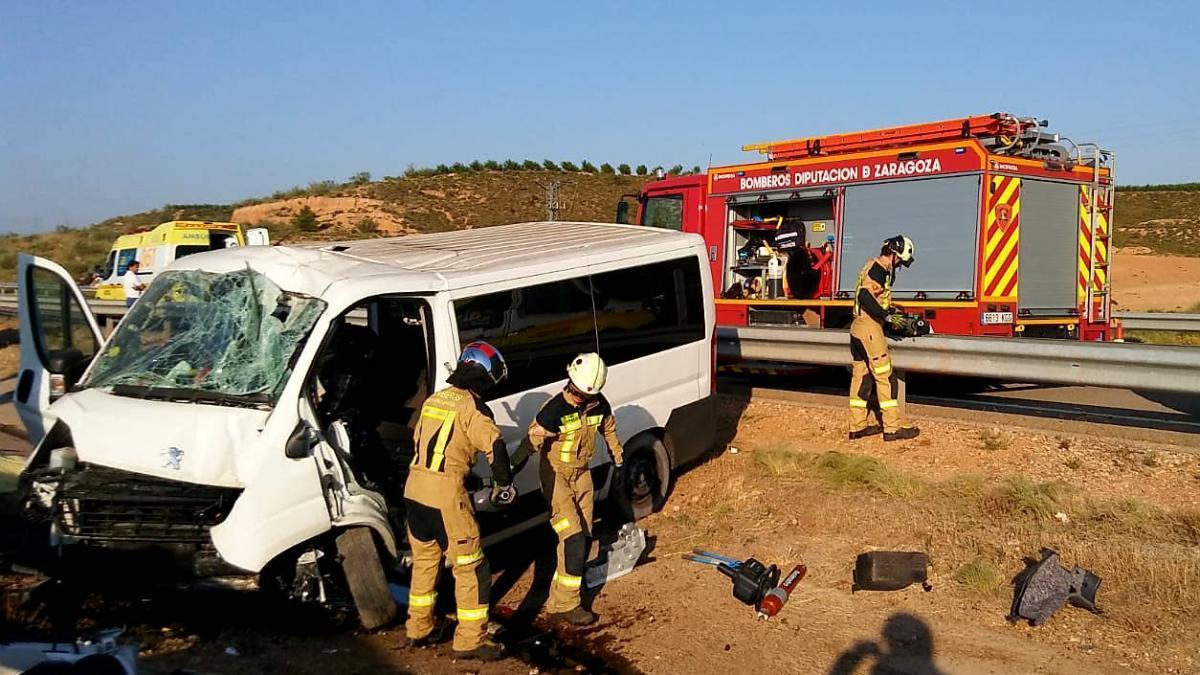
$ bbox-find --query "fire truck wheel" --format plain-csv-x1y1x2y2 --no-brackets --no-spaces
610,436,671,522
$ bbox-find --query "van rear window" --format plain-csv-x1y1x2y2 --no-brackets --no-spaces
454,257,704,399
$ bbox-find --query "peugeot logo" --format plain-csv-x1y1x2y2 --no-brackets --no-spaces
162,447,184,471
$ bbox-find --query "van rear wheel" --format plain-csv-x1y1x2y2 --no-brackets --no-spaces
611,437,671,522
335,527,397,630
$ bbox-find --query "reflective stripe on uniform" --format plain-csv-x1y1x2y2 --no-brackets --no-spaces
457,606,489,622
849,398,869,408
879,399,899,409
873,362,892,375
586,414,603,427
553,572,582,589
409,592,437,607
455,550,483,566
559,430,577,463
420,406,457,471
552,517,572,533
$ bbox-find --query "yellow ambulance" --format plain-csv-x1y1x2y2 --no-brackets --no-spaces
95,221,269,300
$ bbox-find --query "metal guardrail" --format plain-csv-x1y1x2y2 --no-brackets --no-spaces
1116,311,1200,333
717,325,1200,395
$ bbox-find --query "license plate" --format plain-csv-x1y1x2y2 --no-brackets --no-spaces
981,311,1014,325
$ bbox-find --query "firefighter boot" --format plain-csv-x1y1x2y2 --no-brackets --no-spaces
848,425,883,440
884,427,920,442
453,638,507,662
548,606,599,626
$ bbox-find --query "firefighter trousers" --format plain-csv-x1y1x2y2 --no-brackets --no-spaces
849,315,903,433
404,472,490,652
539,459,593,613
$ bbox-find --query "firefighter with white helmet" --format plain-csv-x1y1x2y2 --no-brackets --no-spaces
510,352,624,626
848,235,920,442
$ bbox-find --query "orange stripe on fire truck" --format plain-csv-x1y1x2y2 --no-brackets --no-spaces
982,175,1020,299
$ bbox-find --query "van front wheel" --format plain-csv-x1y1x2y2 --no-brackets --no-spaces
610,437,671,522
335,527,398,630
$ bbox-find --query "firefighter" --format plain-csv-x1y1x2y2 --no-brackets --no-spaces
510,353,623,626
404,341,515,661
848,235,921,441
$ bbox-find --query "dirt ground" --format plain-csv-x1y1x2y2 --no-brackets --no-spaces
1112,251,1200,312
4,395,1198,674
231,196,413,235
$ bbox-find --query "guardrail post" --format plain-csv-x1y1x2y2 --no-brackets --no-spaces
896,370,907,420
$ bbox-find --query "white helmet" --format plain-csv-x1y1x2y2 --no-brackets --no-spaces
884,235,915,267
567,352,607,395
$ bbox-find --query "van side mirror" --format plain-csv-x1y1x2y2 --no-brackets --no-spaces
615,200,630,224
47,348,86,376
326,420,351,455
286,423,320,459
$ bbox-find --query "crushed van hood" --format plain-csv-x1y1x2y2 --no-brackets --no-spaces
47,389,268,488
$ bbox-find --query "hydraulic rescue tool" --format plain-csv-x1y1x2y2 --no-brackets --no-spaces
685,549,805,618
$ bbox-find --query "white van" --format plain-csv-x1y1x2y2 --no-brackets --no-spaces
13,221,716,627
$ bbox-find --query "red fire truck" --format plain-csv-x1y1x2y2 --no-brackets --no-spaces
620,113,1118,340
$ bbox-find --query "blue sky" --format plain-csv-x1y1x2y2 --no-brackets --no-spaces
2,1,1197,233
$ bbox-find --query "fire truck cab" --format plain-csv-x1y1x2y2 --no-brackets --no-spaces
628,113,1118,341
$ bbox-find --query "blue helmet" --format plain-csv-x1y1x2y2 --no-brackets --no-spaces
458,341,507,384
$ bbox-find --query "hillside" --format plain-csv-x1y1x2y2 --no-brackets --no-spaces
2,172,1198,284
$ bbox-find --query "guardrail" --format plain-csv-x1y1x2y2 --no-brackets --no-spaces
717,325,1200,395
1116,311,1200,333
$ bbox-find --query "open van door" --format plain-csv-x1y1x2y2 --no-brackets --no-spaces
15,253,103,446
245,228,270,246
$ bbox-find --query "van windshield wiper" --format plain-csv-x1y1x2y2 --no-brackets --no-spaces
110,384,272,409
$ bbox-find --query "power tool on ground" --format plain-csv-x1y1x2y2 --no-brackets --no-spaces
685,549,798,614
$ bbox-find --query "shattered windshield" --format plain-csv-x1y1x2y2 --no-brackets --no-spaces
85,268,326,406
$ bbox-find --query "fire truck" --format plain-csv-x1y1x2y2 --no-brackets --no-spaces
620,113,1118,340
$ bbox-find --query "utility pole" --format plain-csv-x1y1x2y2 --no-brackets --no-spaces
537,180,564,221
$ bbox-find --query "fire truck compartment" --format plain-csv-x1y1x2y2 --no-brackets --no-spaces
724,191,834,293
837,175,981,299
1017,179,1079,315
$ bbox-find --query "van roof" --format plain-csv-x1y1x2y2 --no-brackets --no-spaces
166,221,700,300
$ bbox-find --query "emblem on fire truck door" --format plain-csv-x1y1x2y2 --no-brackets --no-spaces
995,203,1013,231
162,447,184,471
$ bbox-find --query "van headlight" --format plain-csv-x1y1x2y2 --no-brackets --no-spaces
48,447,78,472
49,374,67,400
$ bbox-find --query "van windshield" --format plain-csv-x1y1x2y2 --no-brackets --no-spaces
84,268,326,406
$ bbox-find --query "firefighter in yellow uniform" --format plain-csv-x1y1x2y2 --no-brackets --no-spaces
848,235,921,442
404,341,514,661
511,353,623,626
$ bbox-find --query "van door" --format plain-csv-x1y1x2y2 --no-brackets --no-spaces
15,254,103,445
245,228,270,246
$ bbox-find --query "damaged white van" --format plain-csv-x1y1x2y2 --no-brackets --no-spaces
13,221,716,627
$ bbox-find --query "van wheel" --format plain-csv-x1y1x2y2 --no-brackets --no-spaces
611,437,671,522
335,527,397,630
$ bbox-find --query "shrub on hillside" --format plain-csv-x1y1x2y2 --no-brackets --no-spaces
562,161,579,172
600,163,615,174
618,164,632,175
450,162,467,173
483,160,500,170
580,160,597,172
691,165,702,174
636,165,648,175
348,171,372,185
669,165,684,176
469,160,484,172
503,159,521,171
522,160,541,171
291,206,320,232
543,159,560,171
354,217,379,234
435,164,451,174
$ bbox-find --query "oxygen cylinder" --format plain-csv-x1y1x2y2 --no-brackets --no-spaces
758,563,807,619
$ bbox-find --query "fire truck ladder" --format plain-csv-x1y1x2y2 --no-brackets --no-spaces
743,113,1040,160
1077,144,1115,325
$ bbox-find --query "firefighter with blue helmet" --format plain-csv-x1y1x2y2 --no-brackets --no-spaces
403,341,514,661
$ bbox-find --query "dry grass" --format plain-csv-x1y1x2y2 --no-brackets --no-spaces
954,558,1002,596
1124,329,1200,347
979,428,1009,451
753,444,922,497
987,476,1072,520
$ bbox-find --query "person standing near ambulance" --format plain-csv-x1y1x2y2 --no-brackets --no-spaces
122,260,147,307
848,236,920,442
403,341,515,662
510,353,623,626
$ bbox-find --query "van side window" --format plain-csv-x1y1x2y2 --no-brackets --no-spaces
453,257,705,399
28,267,99,362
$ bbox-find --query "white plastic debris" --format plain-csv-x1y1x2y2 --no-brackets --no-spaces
729,446,740,455
584,523,647,589
1054,512,1070,524
224,646,241,657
